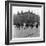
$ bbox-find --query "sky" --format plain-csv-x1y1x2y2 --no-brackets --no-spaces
12,6,43,17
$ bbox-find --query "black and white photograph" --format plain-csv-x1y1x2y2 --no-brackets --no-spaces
5,1,45,45
12,7,40,38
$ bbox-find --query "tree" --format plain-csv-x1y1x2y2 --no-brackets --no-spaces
21,10,23,14
17,11,20,15
13,10,40,26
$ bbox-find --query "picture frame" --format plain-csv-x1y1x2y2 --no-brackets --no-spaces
5,1,45,45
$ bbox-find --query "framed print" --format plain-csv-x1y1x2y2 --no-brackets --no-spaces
5,1,45,45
